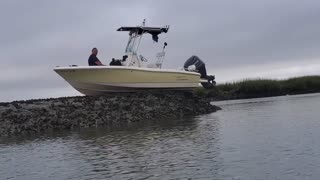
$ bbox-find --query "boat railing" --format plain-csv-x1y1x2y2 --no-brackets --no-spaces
139,55,148,62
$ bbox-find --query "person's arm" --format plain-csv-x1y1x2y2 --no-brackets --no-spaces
95,60,104,65
94,56,105,66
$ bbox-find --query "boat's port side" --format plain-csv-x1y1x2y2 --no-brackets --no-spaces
54,66,201,95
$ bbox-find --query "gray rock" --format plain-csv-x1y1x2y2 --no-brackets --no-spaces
0,91,221,137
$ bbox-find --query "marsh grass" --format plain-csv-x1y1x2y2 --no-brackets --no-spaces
195,75,320,100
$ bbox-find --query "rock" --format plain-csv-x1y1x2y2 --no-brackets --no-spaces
0,91,221,137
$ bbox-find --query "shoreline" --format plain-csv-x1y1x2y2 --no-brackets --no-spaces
196,75,320,101
0,91,221,137
210,91,320,101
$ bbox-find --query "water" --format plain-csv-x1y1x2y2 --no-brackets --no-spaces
1,93,320,180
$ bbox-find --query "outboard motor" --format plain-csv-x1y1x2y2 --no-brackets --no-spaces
184,56,216,89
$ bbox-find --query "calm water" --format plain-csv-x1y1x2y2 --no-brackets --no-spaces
1,93,320,180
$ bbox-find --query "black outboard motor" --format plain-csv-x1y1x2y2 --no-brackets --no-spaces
184,56,216,89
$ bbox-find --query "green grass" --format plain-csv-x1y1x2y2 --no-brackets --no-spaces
195,75,320,100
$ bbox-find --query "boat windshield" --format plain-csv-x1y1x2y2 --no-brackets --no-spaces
125,36,134,53
125,33,141,53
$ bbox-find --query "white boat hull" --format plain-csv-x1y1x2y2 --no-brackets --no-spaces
54,66,201,95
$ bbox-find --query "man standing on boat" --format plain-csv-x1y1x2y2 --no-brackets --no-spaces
88,48,104,66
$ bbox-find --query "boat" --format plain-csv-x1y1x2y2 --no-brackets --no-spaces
54,21,215,96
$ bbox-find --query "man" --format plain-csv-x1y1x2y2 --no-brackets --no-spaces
88,48,104,66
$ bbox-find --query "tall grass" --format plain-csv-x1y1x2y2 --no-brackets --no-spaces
195,75,320,100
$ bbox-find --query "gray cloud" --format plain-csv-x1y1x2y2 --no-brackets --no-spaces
1,0,320,101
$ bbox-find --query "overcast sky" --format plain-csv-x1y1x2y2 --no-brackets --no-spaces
1,0,320,102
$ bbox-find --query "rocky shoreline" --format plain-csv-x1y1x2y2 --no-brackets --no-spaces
0,91,221,137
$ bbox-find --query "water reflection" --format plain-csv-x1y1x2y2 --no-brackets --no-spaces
0,115,223,179
70,116,222,179
213,93,320,180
